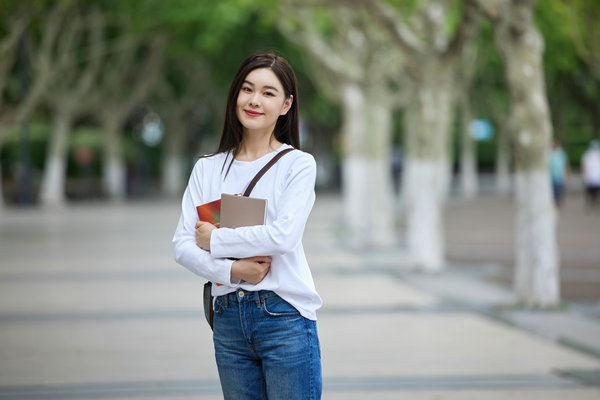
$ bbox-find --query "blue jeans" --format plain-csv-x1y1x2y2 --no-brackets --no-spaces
213,289,322,400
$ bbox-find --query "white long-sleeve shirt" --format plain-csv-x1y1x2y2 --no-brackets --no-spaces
172,144,322,320
582,148,600,186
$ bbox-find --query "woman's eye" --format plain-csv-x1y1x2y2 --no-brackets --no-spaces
265,91,275,97
242,87,252,93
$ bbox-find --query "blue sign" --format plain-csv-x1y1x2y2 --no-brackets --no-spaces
142,118,164,147
469,119,494,141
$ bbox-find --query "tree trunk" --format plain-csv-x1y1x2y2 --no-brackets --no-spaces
161,120,187,198
402,154,446,270
459,94,477,198
0,162,4,208
495,0,559,307
340,83,395,247
39,108,72,207
495,120,511,195
401,62,454,271
514,171,559,305
102,118,126,200
365,89,395,247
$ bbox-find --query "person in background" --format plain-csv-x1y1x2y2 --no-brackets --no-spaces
549,139,569,208
581,139,600,209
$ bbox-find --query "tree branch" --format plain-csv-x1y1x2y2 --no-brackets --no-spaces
277,4,362,81
15,4,69,126
45,6,106,115
566,1,600,81
73,8,105,100
0,14,28,111
287,0,422,79
93,34,166,125
443,0,483,62
355,0,421,79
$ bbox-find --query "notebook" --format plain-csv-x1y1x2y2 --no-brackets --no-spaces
219,193,267,228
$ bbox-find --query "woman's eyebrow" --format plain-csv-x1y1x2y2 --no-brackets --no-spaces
243,80,280,92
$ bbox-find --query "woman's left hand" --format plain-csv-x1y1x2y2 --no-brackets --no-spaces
195,221,217,251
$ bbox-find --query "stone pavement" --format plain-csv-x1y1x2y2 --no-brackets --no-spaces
0,193,599,399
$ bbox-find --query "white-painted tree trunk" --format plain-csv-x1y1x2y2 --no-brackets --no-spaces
341,83,395,247
495,0,560,307
276,5,401,248
40,157,67,206
401,63,454,271
102,119,126,200
0,162,4,208
366,91,395,247
514,171,559,305
342,156,370,243
341,84,367,244
495,124,511,195
40,110,71,207
162,156,186,198
459,95,477,199
402,157,446,270
460,143,477,198
104,154,126,201
161,120,187,198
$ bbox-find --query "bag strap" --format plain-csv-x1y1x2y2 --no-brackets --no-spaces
243,147,295,197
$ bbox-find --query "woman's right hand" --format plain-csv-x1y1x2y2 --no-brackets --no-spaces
231,256,272,285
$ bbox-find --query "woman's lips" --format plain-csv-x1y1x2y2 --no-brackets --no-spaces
244,110,263,117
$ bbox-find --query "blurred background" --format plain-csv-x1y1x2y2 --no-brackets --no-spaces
1,0,600,398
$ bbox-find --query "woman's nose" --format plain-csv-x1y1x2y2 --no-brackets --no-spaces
249,93,260,107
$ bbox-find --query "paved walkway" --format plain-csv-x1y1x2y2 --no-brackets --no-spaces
0,193,599,399
444,191,600,301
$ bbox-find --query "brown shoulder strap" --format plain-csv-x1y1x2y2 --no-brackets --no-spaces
243,148,295,197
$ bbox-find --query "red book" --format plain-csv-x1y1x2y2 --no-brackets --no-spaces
196,199,221,227
196,199,222,286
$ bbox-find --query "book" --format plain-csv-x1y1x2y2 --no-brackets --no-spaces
196,198,221,227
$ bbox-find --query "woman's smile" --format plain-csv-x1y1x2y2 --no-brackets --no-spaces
244,110,263,117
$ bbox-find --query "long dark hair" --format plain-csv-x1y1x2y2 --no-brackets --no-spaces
215,52,300,176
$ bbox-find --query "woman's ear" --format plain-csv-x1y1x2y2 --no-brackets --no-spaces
280,95,293,116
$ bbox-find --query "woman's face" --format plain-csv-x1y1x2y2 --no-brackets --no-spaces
236,68,292,137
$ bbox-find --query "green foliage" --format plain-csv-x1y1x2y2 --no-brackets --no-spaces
552,0,600,68
535,0,600,158
4,0,599,192
384,0,419,12
469,20,509,130
536,0,579,73
70,126,104,149
1,121,51,178
445,0,466,37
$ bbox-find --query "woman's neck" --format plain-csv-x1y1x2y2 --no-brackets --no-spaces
236,133,283,162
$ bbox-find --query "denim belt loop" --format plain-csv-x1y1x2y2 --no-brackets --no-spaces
254,291,260,308
222,292,229,307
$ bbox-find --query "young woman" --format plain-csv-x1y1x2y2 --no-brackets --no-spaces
172,52,322,399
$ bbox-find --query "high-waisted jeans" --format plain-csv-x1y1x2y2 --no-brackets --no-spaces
213,289,322,400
